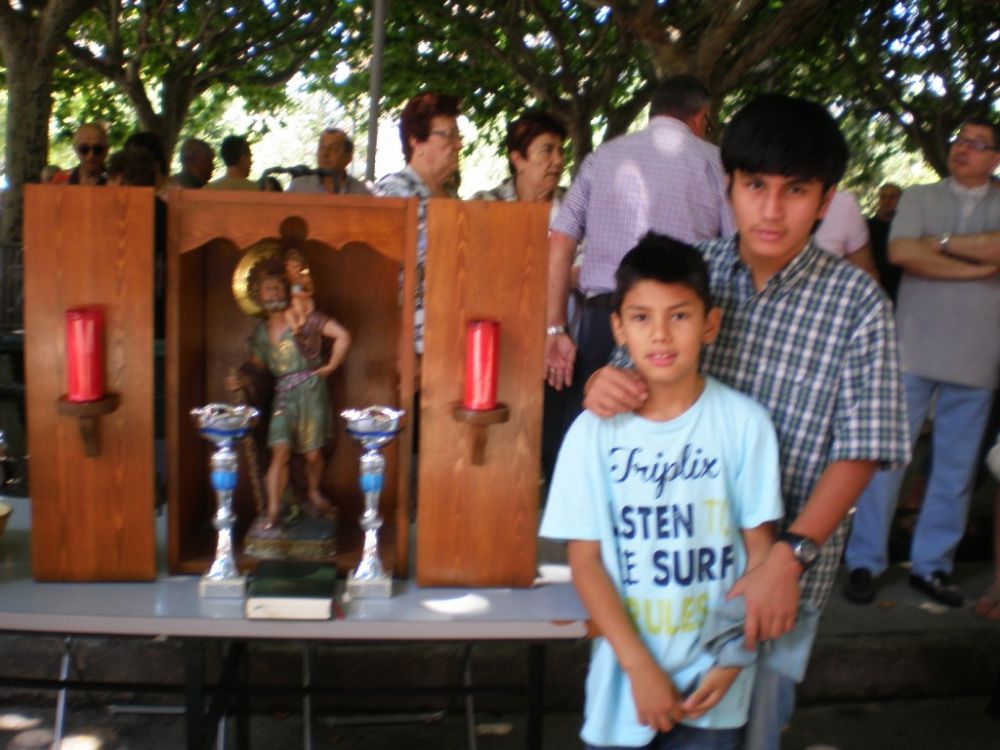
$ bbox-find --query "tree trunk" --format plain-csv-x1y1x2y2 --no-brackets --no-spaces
568,117,594,176
0,41,56,249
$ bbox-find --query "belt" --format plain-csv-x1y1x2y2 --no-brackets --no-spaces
582,293,614,309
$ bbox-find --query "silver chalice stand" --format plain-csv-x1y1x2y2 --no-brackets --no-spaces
191,403,259,598
341,405,406,599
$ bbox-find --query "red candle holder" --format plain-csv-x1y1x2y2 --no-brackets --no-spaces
66,307,105,402
57,307,118,457
463,319,499,411
454,319,508,465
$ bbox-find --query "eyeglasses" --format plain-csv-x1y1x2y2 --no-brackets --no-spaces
429,129,462,142
76,143,106,156
951,136,997,153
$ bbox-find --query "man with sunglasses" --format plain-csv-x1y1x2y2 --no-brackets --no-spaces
844,117,1000,608
53,122,108,186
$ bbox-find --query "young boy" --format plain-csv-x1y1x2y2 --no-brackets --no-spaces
540,234,784,749
583,96,910,749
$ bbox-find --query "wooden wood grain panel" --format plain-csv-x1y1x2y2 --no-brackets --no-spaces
417,200,549,587
165,192,417,576
23,185,156,581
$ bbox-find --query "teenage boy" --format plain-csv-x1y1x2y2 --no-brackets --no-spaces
583,95,909,749
541,234,784,749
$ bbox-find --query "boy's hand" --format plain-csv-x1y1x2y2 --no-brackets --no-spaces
682,666,741,719
582,366,647,417
727,543,800,649
628,658,686,732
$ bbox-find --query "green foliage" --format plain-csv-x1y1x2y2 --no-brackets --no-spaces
320,1,654,165
62,0,339,159
741,0,999,179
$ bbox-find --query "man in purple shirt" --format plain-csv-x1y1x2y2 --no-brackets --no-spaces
544,75,734,445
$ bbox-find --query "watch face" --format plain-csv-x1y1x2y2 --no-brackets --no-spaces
799,539,819,565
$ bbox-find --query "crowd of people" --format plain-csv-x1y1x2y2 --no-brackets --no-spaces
40,82,999,750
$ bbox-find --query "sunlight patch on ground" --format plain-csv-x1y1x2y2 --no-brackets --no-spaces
0,712,42,731
60,737,103,750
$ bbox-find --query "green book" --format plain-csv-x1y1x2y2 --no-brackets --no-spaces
245,560,337,620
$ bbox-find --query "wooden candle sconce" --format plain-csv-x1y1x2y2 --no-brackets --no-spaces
56,394,121,457
452,404,510,465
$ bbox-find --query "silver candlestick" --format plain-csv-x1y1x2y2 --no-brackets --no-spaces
341,405,406,599
191,403,259,598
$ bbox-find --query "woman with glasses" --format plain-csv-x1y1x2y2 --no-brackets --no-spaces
374,92,463,355
52,122,108,186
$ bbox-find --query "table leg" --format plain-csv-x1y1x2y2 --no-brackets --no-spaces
302,644,314,750
526,644,546,750
184,640,207,750
53,636,73,746
235,643,250,750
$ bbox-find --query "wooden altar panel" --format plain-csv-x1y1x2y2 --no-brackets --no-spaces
166,191,417,577
23,185,156,581
417,200,549,587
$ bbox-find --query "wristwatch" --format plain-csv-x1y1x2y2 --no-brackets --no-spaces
777,531,820,571
546,325,568,337
938,233,952,255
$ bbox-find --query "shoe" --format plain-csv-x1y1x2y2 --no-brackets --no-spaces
844,568,876,604
909,571,963,607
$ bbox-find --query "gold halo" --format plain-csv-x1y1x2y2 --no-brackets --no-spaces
232,240,283,316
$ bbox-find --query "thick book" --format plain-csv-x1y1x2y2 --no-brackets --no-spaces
245,560,337,620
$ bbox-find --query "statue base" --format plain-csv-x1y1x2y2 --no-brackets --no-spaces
198,575,247,599
243,511,337,562
346,570,393,599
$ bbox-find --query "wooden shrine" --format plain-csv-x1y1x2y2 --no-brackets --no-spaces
165,190,417,577
22,186,549,586
23,185,156,581
417,199,548,587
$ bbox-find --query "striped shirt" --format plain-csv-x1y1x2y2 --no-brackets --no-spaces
552,116,735,295
697,236,910,607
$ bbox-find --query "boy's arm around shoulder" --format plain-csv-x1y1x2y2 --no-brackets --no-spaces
567,540,686,733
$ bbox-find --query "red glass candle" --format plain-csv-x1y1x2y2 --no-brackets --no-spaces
66,308,105,402
463,320,500,411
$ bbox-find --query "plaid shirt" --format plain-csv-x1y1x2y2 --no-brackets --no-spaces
699,236,910,607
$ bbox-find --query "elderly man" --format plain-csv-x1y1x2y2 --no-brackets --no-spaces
171,137,215,188
844,118,1000,608
288,128,370,195
206,136,259,191
544,74,734,430
53,123,108,185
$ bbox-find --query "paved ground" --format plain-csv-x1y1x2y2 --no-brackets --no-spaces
2,695,1000,749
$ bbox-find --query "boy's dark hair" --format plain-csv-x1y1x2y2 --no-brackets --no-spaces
613,232,713,313
721,95,848,190
220,135,250,167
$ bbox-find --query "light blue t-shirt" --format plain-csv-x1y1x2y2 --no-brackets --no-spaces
539,377,783,747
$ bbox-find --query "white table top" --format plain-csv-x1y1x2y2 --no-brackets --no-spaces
0,496,589,641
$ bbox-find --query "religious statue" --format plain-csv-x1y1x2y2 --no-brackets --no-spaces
282,248,315,333
228,244,351,559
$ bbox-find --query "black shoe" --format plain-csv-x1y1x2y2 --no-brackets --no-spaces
909,570,964,607
844,568,876,604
